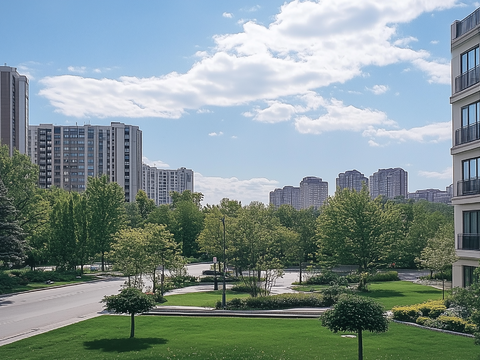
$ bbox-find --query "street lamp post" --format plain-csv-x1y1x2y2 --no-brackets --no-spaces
221,216,226,309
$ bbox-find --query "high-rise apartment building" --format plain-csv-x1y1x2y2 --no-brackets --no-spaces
451,7,480,287
299,176,328,210
0,66,28,155
369,168,408,199
269,186,301,210
142,164,194,205
28,122,142,202
336,170,368,193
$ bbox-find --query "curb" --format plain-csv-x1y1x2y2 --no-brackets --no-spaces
145,307,327,319
0,276,124,298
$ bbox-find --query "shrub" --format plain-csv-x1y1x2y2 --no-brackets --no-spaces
306,270,340,285
146,291,167,304
416,316,429,326
231,284,260,295
218,293,327,310
367,271,399,282
0,272,18,294
321,285,352,306
392,300,446,322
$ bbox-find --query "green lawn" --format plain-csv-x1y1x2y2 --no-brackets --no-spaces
293,281,443,310
7,276,100,294
0,316,478,359
361,281,442,309
162,290,250,307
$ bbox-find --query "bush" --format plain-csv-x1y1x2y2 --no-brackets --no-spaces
231,284,261,295
146,291,167,304
306,270,340,285
321,285,352,306
0,272,18,294
218,293,327,310
392,300,446,322
367,271,399,282
417,315,476,334
199,276,236,283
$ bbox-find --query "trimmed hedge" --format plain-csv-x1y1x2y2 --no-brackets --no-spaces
392,300,446,322
416,315,476,334
306,271,399,285
217,293,328,310
368,271,400,282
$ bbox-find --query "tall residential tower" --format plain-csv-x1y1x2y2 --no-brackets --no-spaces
0,66,28,155
369,168,408,199
451,7,480,287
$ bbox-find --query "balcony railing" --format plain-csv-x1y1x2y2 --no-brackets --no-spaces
455,123,480,145
455,65,480,93
457,233,480,250
457,178,480,196
456,8,480,39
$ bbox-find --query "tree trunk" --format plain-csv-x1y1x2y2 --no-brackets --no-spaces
442,270,445,300
161,266,165,296
358,329,363,360
152,267,157,294
101,252,105,272
130,313,135,338
299,260,303,285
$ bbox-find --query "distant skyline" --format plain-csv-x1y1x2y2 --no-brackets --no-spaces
1,0,471,205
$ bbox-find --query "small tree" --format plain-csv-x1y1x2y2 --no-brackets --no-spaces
416,223,457,299
322,295,388,360
102,287,155,338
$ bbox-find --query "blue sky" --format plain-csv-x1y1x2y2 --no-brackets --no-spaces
2,0,476,205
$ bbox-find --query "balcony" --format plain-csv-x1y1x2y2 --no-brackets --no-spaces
457,233,480,250
457,178,480,196
455,65,480,93
455,8,480,39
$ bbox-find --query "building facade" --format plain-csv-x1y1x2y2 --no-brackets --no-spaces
451,8,480,287
336,169,368,193
0,66,28,155
299,176,328,210
369,168,408,199
28,122,142,202
407,186,453,204
142,165,194,205
269,186,301,210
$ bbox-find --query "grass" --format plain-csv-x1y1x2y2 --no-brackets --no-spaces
161,290,250,307
6,276,100,294
0,315,478,359
360,281,442,309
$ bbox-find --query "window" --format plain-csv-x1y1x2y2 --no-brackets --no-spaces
464,266,478,287
463,157,480,180
462,46,480,74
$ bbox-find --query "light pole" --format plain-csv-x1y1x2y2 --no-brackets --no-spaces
221,216,226,309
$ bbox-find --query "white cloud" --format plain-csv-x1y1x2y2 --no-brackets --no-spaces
195,172,277,205
393,36,418,46
94,68,102,73
209,132,223,136
295,98,395,134
412,58,450,84
247,101,297,123
368,140,383,147
197,108,213,114
419,167,452,180
367,84,389,95
231,135,238,139
242,5,261,12
363,121,450,143
223,12,233,18
39,0,458,119
430,40,439,44
16,63,37,80
142,156,170,168
67,66,87,74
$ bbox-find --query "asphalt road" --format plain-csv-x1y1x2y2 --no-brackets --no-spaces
0,277,125,346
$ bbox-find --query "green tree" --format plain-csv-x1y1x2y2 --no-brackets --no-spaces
0,146,49,265
416,223,457,299
136,190,155,220
110,228,148,288
145,204,172,227
170,191,204,257
49,193,77,271
0,177,25,264
317,187,401,271
322,295,389,360
275,205,318,283
144,223,179,295
73,193,92,273
86,175,126,271
229,202,297,296
102,287,155,338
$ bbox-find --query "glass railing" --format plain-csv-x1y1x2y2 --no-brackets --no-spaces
457,178,480,196
456,8,480,38
455,123,480,145
455,65,480,93
457,233,480,250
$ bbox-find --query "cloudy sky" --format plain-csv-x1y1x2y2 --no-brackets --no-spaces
2,0,475,205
